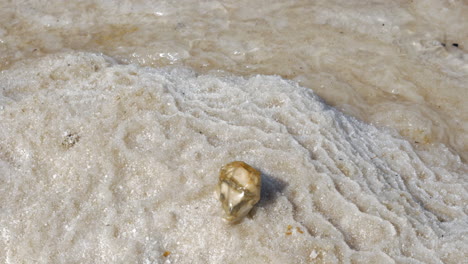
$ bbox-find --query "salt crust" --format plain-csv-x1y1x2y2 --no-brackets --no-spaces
0,52,466,263
1,0,468,161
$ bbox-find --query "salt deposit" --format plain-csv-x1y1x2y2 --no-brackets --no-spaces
1,0,467,161
0,0,467,263
0,52,466,263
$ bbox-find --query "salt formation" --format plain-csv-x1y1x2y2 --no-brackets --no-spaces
0,52,467,263
217,161,262,223
1,0,467,163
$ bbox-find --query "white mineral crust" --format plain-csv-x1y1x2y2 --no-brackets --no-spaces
0,52,466,263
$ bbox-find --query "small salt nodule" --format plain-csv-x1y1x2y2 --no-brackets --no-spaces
217,161,261,223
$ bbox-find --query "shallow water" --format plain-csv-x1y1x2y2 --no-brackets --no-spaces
0,1,467,263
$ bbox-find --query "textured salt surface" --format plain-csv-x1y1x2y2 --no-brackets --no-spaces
1,0,467,162
0,52,466,263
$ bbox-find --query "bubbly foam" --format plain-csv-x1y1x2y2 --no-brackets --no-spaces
0,52,466,263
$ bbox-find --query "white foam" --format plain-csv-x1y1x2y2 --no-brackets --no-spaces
0,52,466,263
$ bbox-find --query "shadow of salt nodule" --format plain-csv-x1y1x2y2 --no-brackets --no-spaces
257,171,288,208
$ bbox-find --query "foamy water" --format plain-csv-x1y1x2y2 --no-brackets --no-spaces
0,1,467,263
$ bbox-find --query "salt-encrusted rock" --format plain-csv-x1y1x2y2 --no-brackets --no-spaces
217,161,261,223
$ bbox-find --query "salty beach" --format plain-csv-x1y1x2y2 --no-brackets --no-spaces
0,1,467,263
